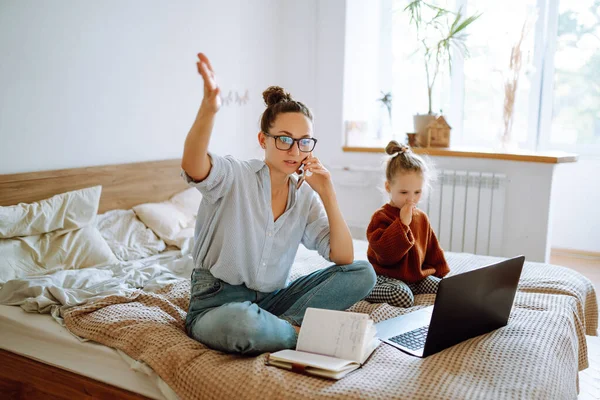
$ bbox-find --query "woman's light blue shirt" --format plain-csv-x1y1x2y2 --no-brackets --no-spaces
182,153,331,292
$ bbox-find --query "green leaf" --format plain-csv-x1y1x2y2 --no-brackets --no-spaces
404,0,423,30
451,13,482,37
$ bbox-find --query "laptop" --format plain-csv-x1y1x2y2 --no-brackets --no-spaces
376,255,525,358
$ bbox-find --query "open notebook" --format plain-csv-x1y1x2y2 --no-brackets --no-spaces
267,308,379,380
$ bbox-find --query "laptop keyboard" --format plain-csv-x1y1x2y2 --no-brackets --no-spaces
388,325,429,350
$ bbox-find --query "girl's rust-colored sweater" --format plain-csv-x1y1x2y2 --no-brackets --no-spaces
367,203,450,283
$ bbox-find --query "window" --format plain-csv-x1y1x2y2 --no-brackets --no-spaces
344,0,600,155
390,0,453,145
539,0,600,153
458,0,538,148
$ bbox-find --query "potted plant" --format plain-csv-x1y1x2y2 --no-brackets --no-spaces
403,0,480,146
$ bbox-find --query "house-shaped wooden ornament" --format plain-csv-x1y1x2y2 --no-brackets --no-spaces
425,116,451,147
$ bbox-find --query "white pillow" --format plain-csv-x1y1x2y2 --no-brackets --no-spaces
170,187,202,217
96,210,166,261
132,188,202,251
0,186,101,238
0,225,117,284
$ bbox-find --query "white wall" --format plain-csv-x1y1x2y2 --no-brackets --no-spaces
0,0,284,174
278,0,318,117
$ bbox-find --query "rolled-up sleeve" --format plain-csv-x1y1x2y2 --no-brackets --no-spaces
181,153,235,203
301,192,331,261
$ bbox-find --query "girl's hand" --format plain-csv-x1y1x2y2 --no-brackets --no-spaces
301,154,333,196
196,53,221,114
400,201,415,226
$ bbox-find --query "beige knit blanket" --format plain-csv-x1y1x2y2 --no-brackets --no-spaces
64,253,598,400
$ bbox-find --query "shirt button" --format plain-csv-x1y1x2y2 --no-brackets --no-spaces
263,263,266,266
268,232,272,237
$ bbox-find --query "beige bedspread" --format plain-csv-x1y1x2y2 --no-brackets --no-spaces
64,252,598,400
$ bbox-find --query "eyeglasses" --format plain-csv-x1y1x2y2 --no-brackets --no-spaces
262,131,317,153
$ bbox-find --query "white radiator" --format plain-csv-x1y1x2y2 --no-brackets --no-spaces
332,167,508,257
420,171,508,256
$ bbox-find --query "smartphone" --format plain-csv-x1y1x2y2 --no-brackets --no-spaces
296,156,312,189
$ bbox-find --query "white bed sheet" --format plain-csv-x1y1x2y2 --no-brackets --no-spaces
0,304,173,399
0,248,188,400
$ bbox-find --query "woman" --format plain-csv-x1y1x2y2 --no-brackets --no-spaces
182,53,375,355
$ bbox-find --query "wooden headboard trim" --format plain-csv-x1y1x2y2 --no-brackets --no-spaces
0,159,189,213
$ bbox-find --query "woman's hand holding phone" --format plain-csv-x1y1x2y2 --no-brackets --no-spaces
296,153,333,196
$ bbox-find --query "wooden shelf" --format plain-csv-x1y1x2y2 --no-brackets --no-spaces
342,146,578,164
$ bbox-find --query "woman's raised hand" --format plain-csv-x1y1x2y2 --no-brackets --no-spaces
197,53,221,114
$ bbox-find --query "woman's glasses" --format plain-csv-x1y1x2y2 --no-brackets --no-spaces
262,131,317,153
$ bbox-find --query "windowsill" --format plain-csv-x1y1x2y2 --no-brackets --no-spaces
342,146,578,164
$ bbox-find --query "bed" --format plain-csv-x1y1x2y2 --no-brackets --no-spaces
0,159,597,400
0,160,188,399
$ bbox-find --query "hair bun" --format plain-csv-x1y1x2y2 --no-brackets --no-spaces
263,86,293,106
385,140,409,156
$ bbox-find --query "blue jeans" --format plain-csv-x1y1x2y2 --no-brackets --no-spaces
185,260,376,355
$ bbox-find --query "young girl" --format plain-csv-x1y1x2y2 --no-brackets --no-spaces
365,141,450,308
181,53,376,356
